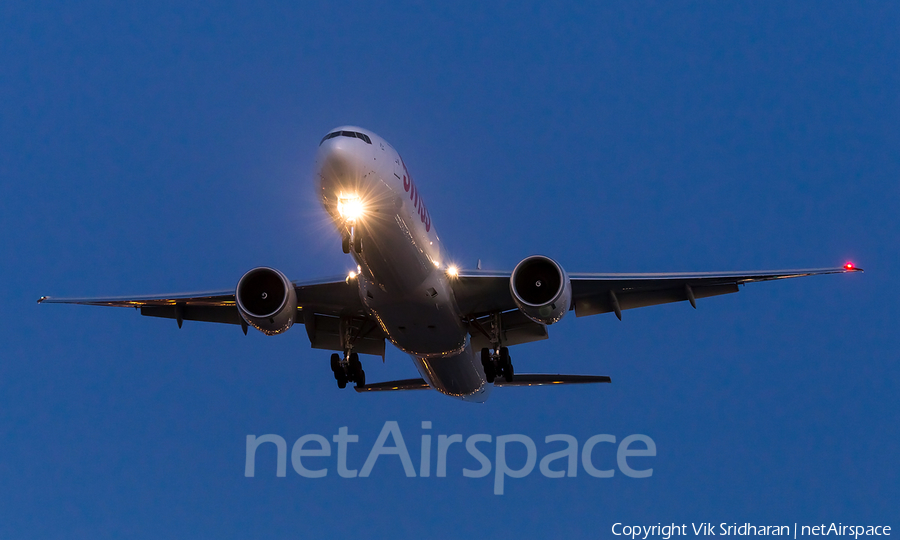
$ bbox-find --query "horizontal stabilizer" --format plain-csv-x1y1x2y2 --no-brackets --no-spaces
354,374,611,392
354,378,431,392
494,374,611,386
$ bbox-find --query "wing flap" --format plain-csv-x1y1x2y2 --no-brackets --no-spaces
468,309,549,350
141,304,243,325
303,313,386,357
574,283,739,317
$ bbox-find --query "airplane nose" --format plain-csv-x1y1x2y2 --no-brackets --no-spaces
317,138,368,185
316,135,377,221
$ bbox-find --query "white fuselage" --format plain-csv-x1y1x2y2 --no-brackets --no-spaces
316,126,490,402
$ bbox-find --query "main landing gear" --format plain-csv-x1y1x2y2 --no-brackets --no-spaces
481,346,514,383
331,317,369,389
474,312,513,383
341,228,362,254
331,351,365,389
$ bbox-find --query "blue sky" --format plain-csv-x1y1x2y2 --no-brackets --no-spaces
2,1,897,538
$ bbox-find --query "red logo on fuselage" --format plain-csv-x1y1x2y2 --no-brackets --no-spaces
400,158,431,232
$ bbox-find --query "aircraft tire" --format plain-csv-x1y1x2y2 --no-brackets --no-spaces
499,347,510,368
330,353,341,372
481,348,495,381
349,352,363,383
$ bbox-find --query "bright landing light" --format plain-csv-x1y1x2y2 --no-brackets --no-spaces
446,265,459,277
337,197,364,221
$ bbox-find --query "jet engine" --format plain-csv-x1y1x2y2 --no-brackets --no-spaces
236,267,298,335
510,255,571,325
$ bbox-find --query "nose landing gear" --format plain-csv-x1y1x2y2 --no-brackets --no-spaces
341,227,362,254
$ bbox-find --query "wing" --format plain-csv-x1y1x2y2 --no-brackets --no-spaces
568,266,862,318
38,275,387,356
453,265,862,346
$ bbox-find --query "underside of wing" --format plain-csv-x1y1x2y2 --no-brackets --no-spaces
38,289,245,324
452,265,862,322
37,290,236,307
38,278,385,357
37,275,385,356
569,266,861,318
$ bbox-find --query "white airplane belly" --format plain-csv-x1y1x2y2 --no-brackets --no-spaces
317,129,486,396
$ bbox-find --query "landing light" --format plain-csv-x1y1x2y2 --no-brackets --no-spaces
447,265,459,277
338,197,364,222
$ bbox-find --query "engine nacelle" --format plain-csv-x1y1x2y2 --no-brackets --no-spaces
236,267,297,336
510,255,571,325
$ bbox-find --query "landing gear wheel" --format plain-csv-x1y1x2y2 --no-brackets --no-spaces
330,353,340,373
504,362,514,383
352,230,362,253
331,352,348,388
348,352,362,382
499,347,513,382
481,347,496,382
341,233,351,254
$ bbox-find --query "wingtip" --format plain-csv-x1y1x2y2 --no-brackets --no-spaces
37,296,48,304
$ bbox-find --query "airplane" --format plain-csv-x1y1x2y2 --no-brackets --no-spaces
38,126,863,402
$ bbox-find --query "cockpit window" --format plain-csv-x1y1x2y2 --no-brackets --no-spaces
320,130,372,145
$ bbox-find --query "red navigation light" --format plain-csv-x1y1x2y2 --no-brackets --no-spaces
844,262,854,270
